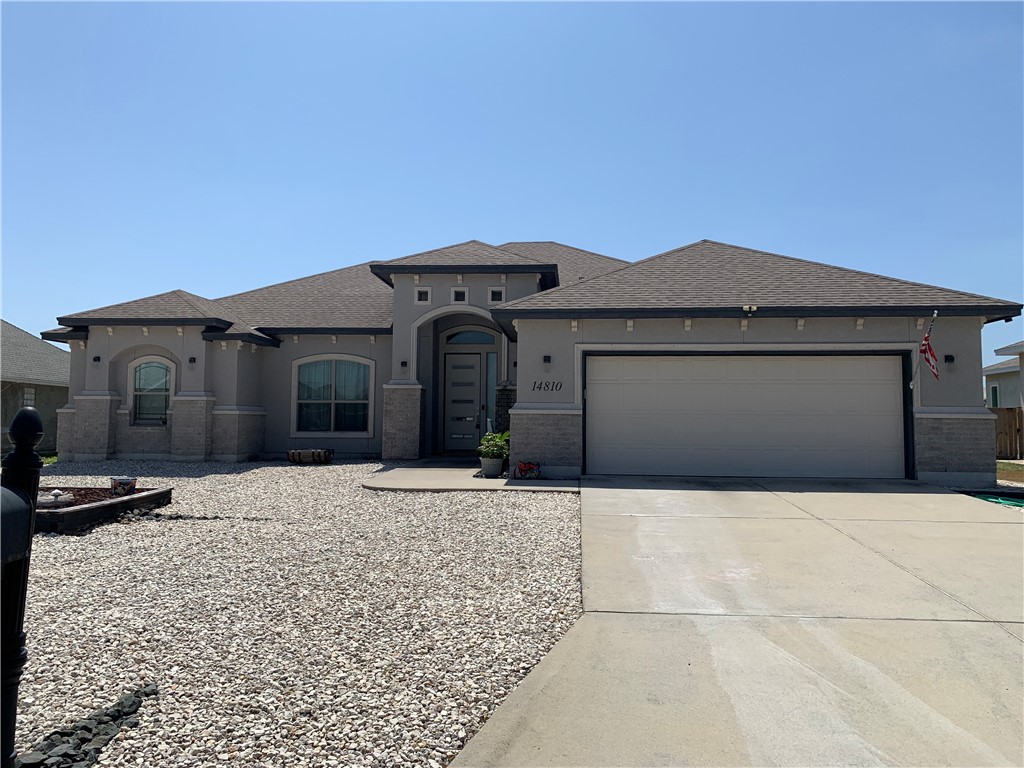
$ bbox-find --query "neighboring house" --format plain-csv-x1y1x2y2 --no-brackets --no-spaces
983,357,1020,409
42,239,1022,486
989,340,1024,410
1,319,71,452
987,340,1024,460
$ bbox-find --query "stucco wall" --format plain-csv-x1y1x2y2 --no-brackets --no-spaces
985,370,1021,409
258,333,392,457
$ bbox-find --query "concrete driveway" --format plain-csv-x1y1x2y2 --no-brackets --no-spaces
455,478,1024,767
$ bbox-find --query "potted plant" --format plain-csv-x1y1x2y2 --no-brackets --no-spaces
477,430,510,478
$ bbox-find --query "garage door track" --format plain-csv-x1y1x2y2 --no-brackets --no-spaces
454,477,1023,767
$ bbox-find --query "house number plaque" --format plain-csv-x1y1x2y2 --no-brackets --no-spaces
531,381,563,392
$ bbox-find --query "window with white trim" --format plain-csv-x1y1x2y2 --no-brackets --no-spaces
488,287,505,304
415,287,432,304
990,385,999,407
129,357,173,425
451,287,468,304
295,356,373,434
22,387,35,407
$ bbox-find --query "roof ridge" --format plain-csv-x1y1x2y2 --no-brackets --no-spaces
497,256,639,310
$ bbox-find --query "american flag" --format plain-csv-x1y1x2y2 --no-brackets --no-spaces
920,312,940,381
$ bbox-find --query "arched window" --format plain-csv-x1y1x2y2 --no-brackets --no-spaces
294,356,373,435
129,358,173,425
446,330,495,345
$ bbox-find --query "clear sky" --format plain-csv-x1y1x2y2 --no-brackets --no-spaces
2,1,1021,365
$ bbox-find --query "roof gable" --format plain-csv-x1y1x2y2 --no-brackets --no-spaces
1,320,70,386
496,240,1022,320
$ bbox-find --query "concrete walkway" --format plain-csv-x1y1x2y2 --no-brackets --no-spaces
454,477,1024,767
363,458,578,493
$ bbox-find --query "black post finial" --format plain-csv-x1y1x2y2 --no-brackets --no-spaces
5,407,44,453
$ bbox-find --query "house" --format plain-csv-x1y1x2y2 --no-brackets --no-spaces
1,320,71,452
42,239,1022,486
986,341,1024,410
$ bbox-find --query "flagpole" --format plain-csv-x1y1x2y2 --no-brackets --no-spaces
910,310,939,390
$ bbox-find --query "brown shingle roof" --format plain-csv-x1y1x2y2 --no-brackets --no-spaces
380,240,545,269
215,262,394,332
54,290,276,345
496,240,1022,319
1,320,70,387
497,242,627,285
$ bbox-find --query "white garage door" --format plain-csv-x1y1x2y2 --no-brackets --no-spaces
586,355,905,478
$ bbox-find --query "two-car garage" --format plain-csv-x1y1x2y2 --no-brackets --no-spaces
584,354,908,478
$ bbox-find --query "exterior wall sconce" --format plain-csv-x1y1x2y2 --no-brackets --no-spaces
92,356,101,363
944,355,955,364
543,355,551,364
188,357,197,365
400,361,408,368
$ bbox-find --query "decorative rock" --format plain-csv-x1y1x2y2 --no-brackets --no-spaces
16,460,582,768
15,752,47,766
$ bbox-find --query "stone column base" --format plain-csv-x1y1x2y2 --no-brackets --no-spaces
382,384,423,460
212,407,266,461
914,409,996,488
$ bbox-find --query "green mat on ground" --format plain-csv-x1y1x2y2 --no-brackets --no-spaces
974,495,1024,508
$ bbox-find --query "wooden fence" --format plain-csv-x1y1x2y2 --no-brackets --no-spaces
991,407,1024,460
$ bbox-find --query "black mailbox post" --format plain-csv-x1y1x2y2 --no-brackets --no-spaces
1,407,43,768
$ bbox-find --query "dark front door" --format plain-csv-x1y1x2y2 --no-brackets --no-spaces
444,353,483,451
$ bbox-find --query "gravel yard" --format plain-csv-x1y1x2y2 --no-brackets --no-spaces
17,461,582,767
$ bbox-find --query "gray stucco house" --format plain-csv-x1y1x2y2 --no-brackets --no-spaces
43,240,1021,486
2,319,71,452
984,341,1023,409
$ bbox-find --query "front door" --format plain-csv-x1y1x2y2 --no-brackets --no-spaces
444,353,482,451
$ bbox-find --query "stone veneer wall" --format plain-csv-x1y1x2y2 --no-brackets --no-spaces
115,409,172,456
509,410,582,479
494,385,516,433
56,408,75,459
914,414,996,487
169,398,215,460
382,386,423,460
70,396,120,459
212,410,266,461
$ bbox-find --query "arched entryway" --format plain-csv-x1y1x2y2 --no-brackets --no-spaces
439,325,500,451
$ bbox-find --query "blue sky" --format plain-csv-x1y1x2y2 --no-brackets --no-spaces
2,1,1021,364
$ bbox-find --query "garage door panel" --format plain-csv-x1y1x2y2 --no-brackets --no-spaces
586,355,905,478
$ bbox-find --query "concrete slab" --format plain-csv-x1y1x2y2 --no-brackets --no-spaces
362,466,578,493
757,477,1024,522
454,613,1024,768
581,478,809,519
582,514,980,619
830,519,1024,623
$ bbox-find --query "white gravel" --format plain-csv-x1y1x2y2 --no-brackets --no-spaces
17,461,582,767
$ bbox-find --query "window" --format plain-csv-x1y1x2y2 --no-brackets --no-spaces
990,385,999,407
22,387,35,407
446,330,495,345
415,287,431,304
130,359,172,424
488,287,505,304
451,287,468,304
296,357,372,434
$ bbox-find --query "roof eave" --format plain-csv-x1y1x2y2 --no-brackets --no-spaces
200,331,281,348
41,328,89,343
55,317,234,330
492,304,1024,321
369,262,560,290
256,326,394,336
994,341,1024,356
